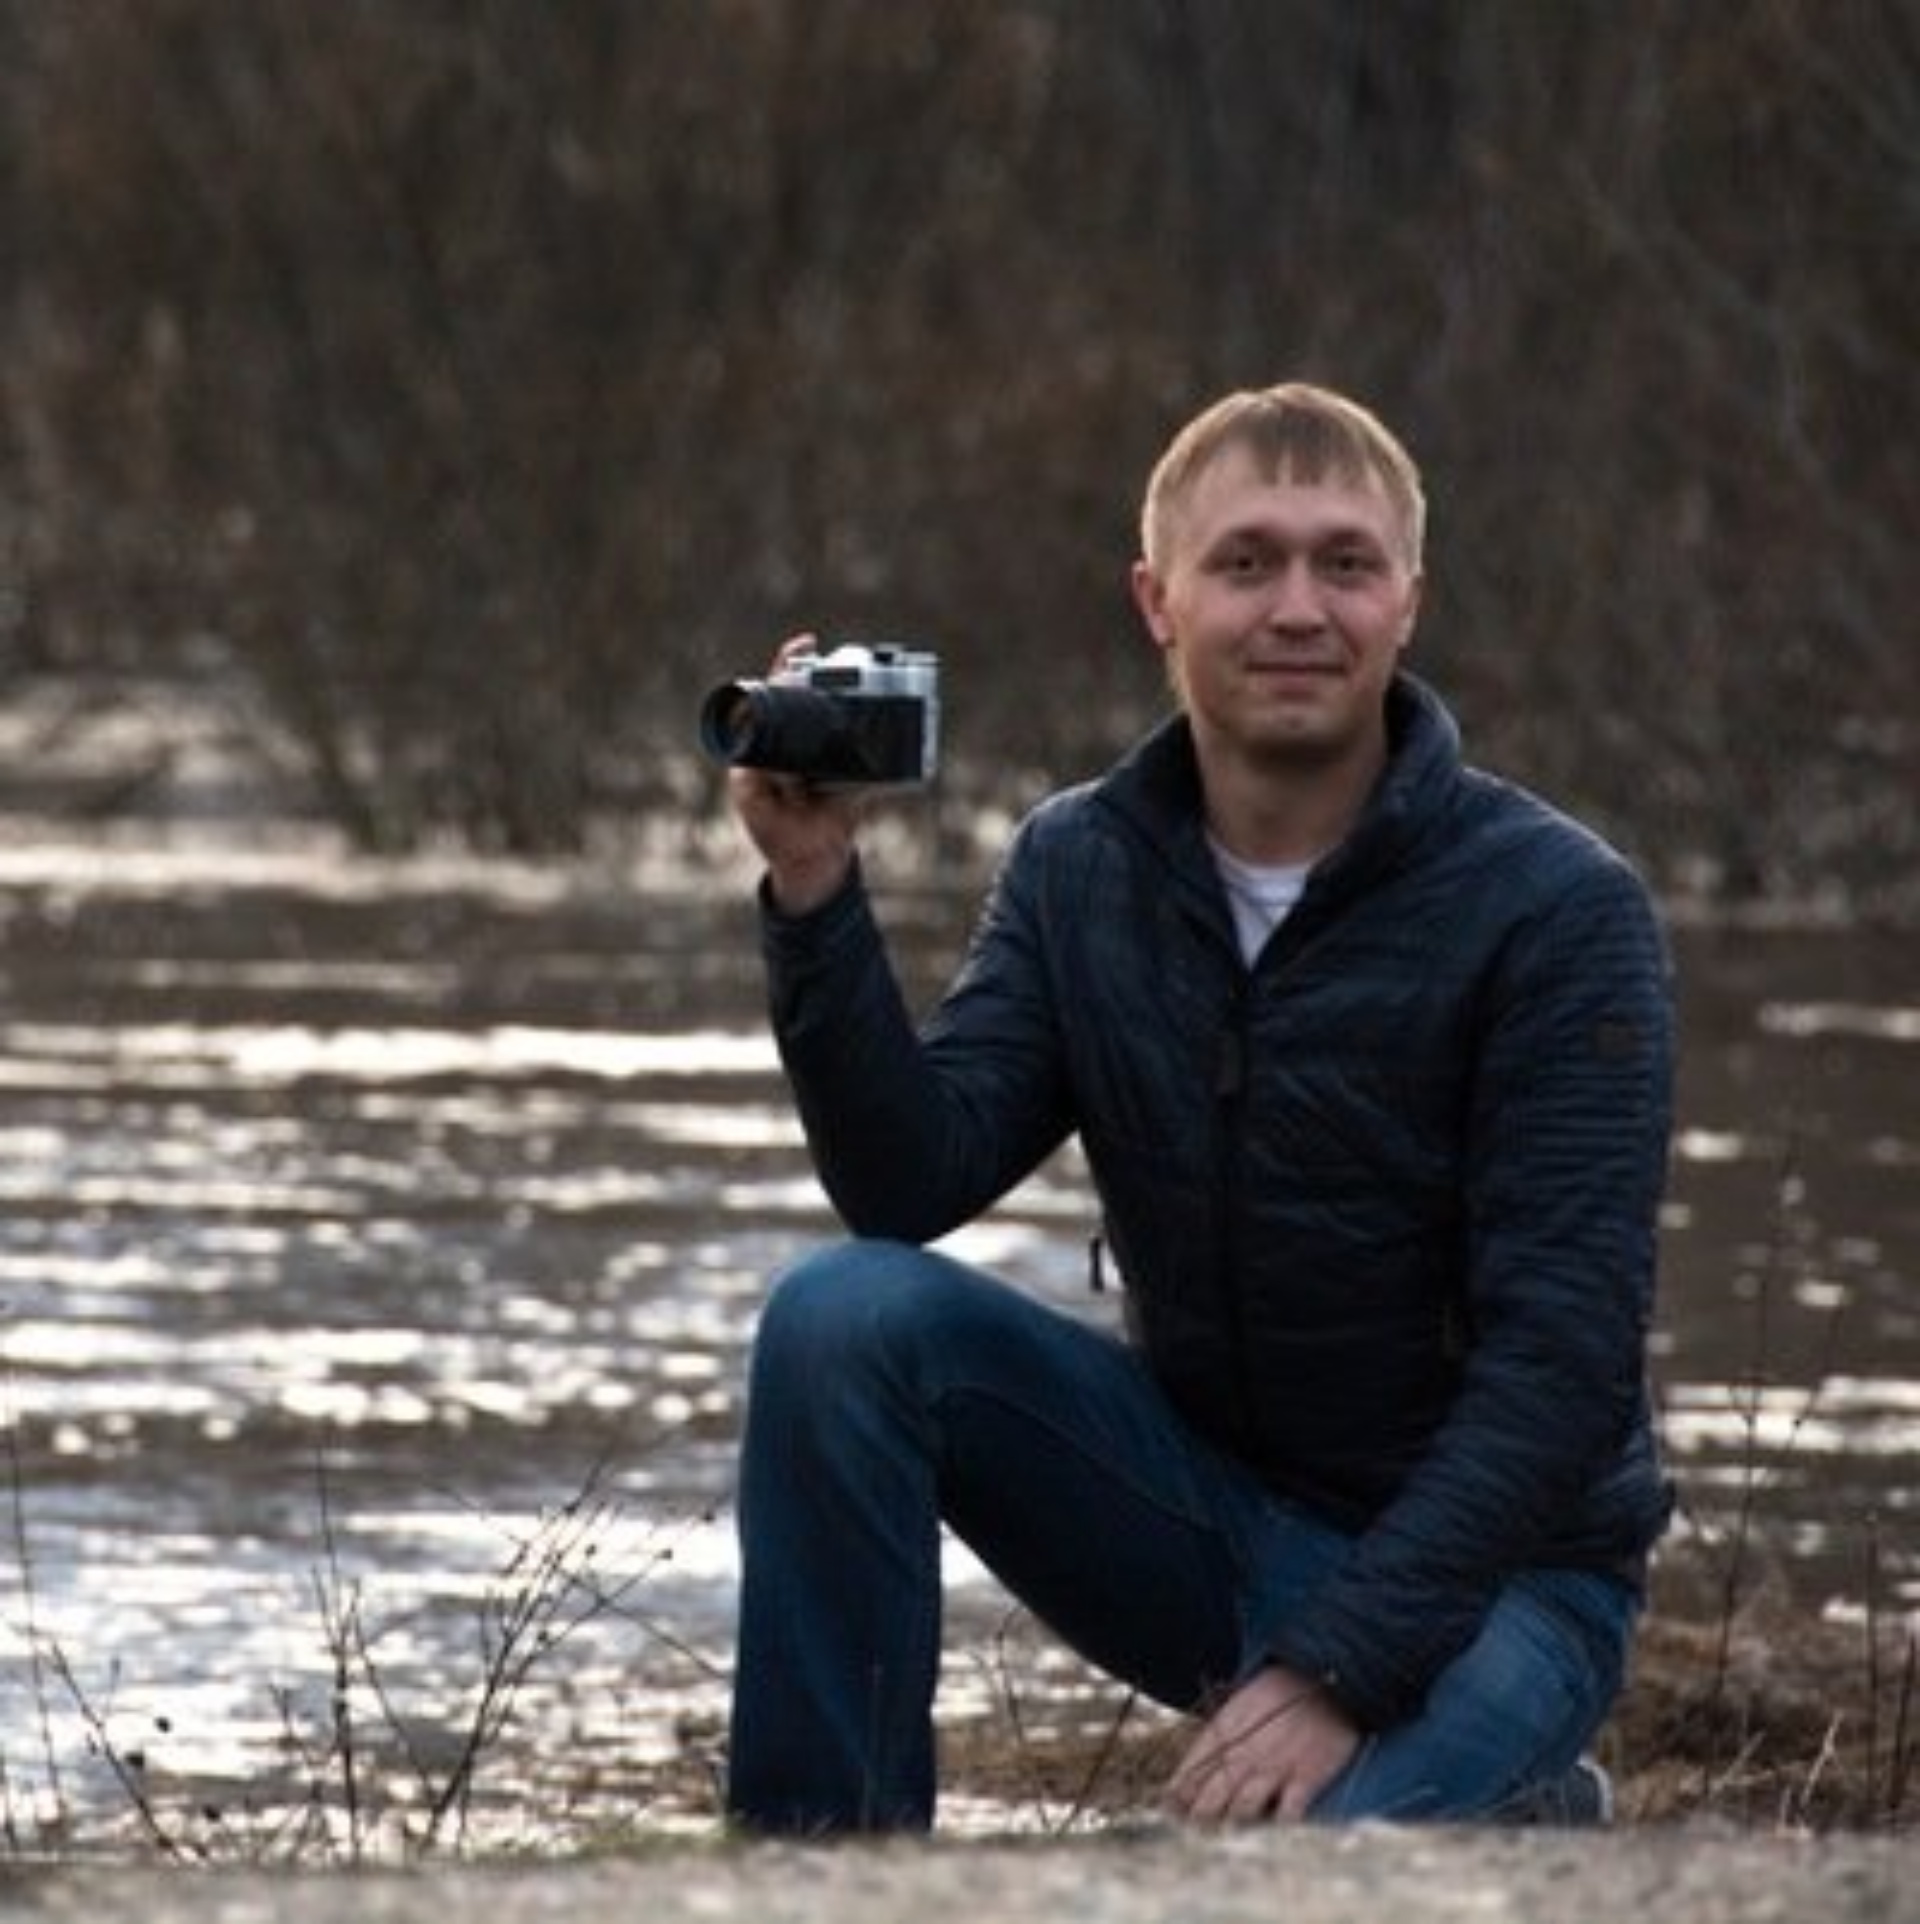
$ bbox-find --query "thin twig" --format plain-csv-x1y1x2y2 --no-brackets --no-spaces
45,1644,200,1861
411,1468,638,1854
309,1450,368,1861
1888,1630,1917,1824
424,1473,725,1679
2,1351,67,1830
1786,1712,1846,1830
1864,1516,1883,1809
1057,1688,1144,1834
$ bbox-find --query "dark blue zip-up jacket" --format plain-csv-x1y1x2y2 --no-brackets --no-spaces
761,673,1675,1730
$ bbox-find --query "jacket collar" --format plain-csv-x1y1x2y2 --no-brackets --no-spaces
1093,671,1464,907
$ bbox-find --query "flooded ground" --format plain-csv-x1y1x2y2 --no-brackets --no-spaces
0,815,1914,1857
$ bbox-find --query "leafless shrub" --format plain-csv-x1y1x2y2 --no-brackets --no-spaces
0,2,1910,902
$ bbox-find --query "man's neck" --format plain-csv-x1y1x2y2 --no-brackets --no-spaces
1198,735,1388,868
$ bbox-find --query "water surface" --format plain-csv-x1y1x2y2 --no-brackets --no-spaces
0,830,1912,1852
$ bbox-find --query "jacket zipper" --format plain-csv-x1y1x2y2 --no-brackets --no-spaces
1212,976,1258,1447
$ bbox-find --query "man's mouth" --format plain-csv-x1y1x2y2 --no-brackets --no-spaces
1247,657,1341,679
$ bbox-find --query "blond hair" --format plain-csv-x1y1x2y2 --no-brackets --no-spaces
1139,383,1426,571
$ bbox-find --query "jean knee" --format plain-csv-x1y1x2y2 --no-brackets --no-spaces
751,1239,946,1388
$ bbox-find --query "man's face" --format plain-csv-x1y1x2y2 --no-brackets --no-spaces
1131,445,1423,778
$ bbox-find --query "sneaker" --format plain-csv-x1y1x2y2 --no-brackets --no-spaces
1507,1757,1615,1827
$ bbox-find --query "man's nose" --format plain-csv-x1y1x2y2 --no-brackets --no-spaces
1264,560,1324,627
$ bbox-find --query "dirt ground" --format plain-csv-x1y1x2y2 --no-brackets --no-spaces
4,1825,1918,1924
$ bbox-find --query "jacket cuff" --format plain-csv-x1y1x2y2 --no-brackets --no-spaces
757,855,866,939
1262,1629,1417,1734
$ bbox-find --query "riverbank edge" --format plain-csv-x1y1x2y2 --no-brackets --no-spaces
4,1826,1918,1924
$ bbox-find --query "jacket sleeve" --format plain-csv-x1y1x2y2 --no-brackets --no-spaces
1264,855,1676,1729
760,827,1075,1242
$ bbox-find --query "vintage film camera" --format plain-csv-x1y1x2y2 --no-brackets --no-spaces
699,643,940,789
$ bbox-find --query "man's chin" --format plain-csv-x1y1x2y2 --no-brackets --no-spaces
1244,721,1351,768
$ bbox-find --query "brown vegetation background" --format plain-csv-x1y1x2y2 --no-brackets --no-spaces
0,1,1912,899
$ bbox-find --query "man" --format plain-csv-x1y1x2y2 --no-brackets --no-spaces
722,382,1674,1832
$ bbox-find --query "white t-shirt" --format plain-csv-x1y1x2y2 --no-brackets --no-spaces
1208,837,1311,966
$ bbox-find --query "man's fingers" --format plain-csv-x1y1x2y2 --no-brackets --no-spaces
1165,1699,1293,1826
1163,1737,1220,1817
1276,1777,1317,1823
1167,1740,1286,1827
1224,1770,1285,1826
1164,1667,1361,1828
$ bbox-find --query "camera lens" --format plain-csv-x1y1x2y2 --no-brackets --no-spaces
699,681,764,763
698,679,850,775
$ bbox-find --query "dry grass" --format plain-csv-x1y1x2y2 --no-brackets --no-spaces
931,1593,1919,1837
1608,1604,1917,1830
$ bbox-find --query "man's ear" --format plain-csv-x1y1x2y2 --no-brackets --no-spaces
1130,558,1174,649
1397,570,1425,651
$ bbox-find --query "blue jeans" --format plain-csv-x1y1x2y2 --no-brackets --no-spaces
726,1240,1636,1832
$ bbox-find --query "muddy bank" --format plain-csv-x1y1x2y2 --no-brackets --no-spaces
5,1827,1919,1924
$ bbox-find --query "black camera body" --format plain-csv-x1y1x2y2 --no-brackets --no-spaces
699,644,940,789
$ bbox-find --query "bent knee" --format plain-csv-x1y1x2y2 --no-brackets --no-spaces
751,1239,946,1377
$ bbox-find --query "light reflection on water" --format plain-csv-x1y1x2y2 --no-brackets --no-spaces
0,836,1914,1850
1760,999,1920,1044
0,1021,780,1084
